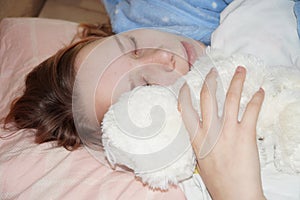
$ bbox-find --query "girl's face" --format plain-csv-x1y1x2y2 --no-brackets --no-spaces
75,29,206,123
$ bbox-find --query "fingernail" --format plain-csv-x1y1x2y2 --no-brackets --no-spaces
236,66,244,73
210,67,218,76
258,87,264,93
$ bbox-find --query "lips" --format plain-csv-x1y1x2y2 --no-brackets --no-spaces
181,41,197,67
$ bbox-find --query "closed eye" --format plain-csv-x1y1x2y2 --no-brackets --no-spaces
142,76,151,86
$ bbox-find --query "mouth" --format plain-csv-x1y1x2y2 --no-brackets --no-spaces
181,41,197,67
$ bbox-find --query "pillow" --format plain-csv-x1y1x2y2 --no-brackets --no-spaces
0,17,186,199
0,17,78,119
211,0,300,68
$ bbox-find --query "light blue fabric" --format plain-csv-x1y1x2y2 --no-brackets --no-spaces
102,0,233,45
294,0,300,38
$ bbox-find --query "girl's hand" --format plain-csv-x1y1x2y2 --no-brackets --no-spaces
179,66,266,200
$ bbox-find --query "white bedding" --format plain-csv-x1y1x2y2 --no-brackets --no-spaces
210,0,300,199
212,0,300,68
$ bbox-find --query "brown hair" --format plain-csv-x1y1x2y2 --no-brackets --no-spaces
3,23,114,151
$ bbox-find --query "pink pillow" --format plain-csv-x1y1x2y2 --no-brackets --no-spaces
0,17,78,118
0,18,186,199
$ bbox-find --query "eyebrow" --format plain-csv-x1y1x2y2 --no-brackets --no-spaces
114,35,137,54
114,36,125,53
129,36,137,49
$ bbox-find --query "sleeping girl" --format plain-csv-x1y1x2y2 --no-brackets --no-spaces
2,23,267,199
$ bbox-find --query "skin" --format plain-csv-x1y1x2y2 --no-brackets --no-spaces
75,29,266,198
178,66,266,200
74,29,205,122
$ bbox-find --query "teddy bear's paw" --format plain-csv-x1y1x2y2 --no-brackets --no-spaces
275,100,300,173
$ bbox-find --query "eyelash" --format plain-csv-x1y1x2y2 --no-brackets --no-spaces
142,76,151,86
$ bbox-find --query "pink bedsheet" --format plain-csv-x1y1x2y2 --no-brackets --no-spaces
0,128,185,199
0,18,186,200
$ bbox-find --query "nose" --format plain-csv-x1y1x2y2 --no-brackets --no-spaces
138,48,175,71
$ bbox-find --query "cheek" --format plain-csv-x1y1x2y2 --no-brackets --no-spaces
175,55,190,74
156,59,189,85
145,67,185,86
94,66,134,121
95,82,112,122
162,72,184,85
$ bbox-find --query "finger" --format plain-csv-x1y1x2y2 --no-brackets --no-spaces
241,88,265,130
224,66,246,121
178,83,202,141
200,67,219,129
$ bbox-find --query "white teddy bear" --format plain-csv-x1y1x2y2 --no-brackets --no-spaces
101,48,300,190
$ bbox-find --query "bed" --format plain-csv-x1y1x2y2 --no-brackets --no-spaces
0,18,186,199
1,0,300,199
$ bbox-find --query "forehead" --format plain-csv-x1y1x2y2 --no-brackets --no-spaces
75,29,183,71
72,33,129,131
74,37,115,71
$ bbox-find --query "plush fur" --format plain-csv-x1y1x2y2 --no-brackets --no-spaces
101,48,300,190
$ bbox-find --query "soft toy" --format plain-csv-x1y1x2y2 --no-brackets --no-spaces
101,48,300,190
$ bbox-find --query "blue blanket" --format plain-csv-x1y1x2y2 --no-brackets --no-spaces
102,0,232,45
294,0,300,38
